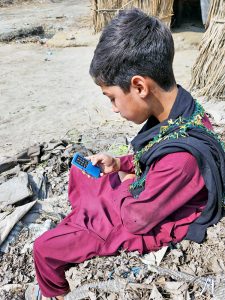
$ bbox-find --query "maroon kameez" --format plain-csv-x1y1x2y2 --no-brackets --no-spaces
33,117,211,297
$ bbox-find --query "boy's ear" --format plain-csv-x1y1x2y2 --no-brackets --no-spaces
130,75,150,98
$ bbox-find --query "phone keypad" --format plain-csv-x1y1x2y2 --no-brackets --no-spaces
76,156,89,168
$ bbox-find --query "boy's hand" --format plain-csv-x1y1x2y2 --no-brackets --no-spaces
118,171,136,182
87,153,120,175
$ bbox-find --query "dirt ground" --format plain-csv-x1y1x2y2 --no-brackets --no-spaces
0,0,216,158
0,1,225,300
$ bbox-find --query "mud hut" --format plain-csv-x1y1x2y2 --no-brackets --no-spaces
92,0,174,32
190,0,225,100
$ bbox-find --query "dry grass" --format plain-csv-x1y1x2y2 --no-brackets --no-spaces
190,0,225,100
92,0,174,32
206,0,225,27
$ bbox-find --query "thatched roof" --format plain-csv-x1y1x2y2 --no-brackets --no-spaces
190,0,225,100
92,0,174,33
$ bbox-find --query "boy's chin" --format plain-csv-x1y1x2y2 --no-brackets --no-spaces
130,119,147,125
133,117,150,125
121,115,149,124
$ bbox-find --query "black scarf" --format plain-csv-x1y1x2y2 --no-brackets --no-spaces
131,86,225,243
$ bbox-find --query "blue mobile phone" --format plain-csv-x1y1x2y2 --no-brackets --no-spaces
71,153,101,178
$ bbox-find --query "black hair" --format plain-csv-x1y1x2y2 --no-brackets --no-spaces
89,8,176,92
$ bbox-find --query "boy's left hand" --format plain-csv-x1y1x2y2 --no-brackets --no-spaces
118,171,136,182
87,153,120,175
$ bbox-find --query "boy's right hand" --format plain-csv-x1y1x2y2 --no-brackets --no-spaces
87,153,120,175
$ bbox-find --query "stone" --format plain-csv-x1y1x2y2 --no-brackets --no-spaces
28,171,48,200
0,172,33,206
0,25,44,42
0,156,17,174
149,284,163,300
0,201,36,245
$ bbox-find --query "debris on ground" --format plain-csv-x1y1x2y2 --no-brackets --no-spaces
0,136,91,299
0,116,224,299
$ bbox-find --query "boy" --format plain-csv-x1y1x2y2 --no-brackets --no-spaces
28,8,225,300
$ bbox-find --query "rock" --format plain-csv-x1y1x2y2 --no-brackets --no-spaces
149,284,163,300
179,240,191,251
0,0,13,7
0,156,17,174
0,284,22,292
27,145,41,164
17,144,42,165
0,165,21,186
0,201,36,245
21,194,70,226
0,221,23,253
0,172,33,206
0,25,44,42
163,281,189,299
28,172,48,200
141,246,168,266
21,219,52,253
40,152,51,161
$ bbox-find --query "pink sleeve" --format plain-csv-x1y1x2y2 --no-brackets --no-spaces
112,152,206,234
119,155,135,173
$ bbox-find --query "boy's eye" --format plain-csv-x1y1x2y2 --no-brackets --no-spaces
110,98,115,103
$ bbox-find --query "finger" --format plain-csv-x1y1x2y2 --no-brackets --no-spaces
86,155,98,165
86,155,96,162
91,154,106,166
91,159,98,166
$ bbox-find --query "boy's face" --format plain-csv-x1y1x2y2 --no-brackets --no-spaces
101,84,152,124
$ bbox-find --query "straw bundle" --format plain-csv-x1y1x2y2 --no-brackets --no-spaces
190,0,225,100
206,0,225,27
92,0,174,33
